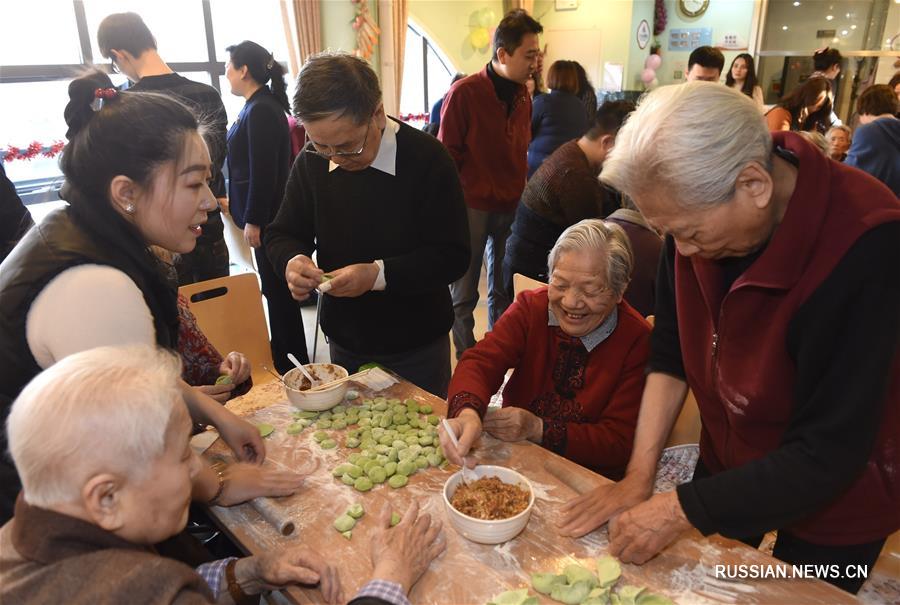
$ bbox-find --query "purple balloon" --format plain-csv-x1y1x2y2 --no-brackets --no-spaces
647,54,662,70
641,68,656,84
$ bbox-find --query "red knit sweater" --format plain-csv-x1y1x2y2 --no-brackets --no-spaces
448,288,651,479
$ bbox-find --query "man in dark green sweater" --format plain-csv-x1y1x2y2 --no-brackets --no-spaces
265,53,470,397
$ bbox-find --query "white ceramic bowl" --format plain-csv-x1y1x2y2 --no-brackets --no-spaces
283,363,349,411
443,464,535,545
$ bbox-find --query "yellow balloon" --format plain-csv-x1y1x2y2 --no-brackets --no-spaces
470,28,489,50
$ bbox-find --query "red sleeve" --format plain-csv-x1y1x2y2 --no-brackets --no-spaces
559,325,650,476
177,295,223,387
437,85,468,172
447,291,533,418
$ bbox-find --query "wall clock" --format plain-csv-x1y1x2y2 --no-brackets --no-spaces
679,0,709,18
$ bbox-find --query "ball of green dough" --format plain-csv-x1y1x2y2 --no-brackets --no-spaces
414,456,429,469
427,414,440,426
384,461,397,477
286,423,305,435
313,430,328,442
333,513,356,532
388,474,408,488
390,511,402,525
354,476,374,491
256,423,275,437
346,503,365,519
331,419,347,430
396,460,417,477
316,419,333,429
320,438,337,449
426,452,443,467
367,466,387,483
340,473,355,485
341,530,352,540
215,374,233,385
345,437,361,448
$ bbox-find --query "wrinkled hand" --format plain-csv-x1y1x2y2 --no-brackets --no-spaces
220,351,251,385
244,223,262,248
217,462,306,506
285,254,324,302
196,383,234,403
438,408,482,467
557,473,653,538
369,500,446,595
216,412,265,464
235,546,342,603
324,262,379,298
483,406,543,443
609,491,691,564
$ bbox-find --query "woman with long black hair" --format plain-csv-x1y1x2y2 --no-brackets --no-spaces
225,40,308,371
765,77,834,133
726,53,763,108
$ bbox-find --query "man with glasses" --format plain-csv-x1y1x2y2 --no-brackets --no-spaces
97,12,229,286
265,52,470,397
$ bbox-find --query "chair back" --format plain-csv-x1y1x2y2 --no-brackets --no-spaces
512,273,547,297
179,273,275,385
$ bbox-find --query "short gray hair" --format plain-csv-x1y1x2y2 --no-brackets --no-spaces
293,51,382,124
826,124,852,138
601,82,773,209
548,219,633,298
7,345,183,508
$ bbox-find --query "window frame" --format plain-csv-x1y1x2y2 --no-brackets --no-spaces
405,20,456,115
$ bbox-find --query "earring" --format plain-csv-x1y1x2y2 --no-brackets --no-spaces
125,204,135,214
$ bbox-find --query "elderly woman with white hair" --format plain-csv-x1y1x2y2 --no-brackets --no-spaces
0,345,445,605
439,219,651,480
556,82,900,595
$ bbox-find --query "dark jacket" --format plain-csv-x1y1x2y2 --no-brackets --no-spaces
605,208,662,318
0,206,177,522
844,116,900,197
226,87,290,229
528,90,589,177
0,164,32,263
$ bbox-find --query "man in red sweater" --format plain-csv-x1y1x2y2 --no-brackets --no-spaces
438,9,542,358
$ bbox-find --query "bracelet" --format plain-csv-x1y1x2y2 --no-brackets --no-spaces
225,558,253,605
208,466,226,506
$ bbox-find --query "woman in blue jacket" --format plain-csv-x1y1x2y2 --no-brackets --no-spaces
225,40,308,371
527,60,589,177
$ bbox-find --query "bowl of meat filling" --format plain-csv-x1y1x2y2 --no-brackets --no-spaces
442,465,535,544
284,363,349,411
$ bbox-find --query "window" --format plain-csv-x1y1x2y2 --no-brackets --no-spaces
0,0,289,200
400,21,455,124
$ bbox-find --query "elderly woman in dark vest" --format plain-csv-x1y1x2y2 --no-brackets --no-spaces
0,346,445,604
0,71,267,522
558,82,900,595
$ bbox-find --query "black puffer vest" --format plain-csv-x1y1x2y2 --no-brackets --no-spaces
0,206,177,521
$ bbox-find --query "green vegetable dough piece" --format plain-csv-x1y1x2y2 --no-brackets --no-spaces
610,595,621,605
333,513,356,532
588,588,608,599
595,556,622,588
426,452,443,467
345,390,359,400
316,419,332,429
393,440,408,449
427,414,440,426
635,593,674,605
388,474,408,488
346,437,361,448
367,466,387,483
376,454,389,465
432,436,441,447
396,424,411,433
532,573,567,595
414,456,429,469
378,434,394,445
341,473,355,485
354,477,374,491
294,410,319,419
488,588,531,605
582,599,606,605
379,415,392,428
362,399,374,406
387,398,401,405
348,453,364,465
564,564,598,588
256,423,275,437
373,402,388,412
396,460,417,476
387,449,399,463
320,411,332,420
384,461,397,477
286,422,305,435
419,404,433,414
550,580,592,605
215,374,233,385
341,530,352,540
346,503,365,519
616,586,645,605
313,430,328,442
390,511,401,526
320,438,337,449
332,405,347,415
331,419,347,430
418,434,433,446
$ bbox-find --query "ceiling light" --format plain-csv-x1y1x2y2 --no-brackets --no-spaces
832,37,839,43
793,1,800,5
825,14,834,20
782,25,789,30
851,25,857,30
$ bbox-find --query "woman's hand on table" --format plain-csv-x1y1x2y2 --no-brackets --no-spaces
219,351,251,385
285,254,324,302
608,491,692,564
438,408,482,467
556,472,654,538
235,545,343,603
483,407,543,443
216,411,266,464
216,462,307,506
369,500,446,595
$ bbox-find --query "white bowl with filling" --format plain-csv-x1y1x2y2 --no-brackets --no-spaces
442,464,535,544
283,363,349,411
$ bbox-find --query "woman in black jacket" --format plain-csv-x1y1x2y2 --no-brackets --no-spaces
225,40,308,371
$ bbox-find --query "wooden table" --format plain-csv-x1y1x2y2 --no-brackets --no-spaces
204,369,859,605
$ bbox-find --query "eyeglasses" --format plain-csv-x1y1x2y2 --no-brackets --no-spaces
302,120,371,159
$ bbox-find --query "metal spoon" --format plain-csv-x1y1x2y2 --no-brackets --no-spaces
441,418,479,484
286,353,317,388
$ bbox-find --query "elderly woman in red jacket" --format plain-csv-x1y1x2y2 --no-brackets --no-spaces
440,219,651,480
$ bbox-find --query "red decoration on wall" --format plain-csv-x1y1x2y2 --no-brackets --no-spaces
397,113,429,122
3,140,66,163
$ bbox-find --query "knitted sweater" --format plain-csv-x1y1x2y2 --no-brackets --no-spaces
448,288,650,479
